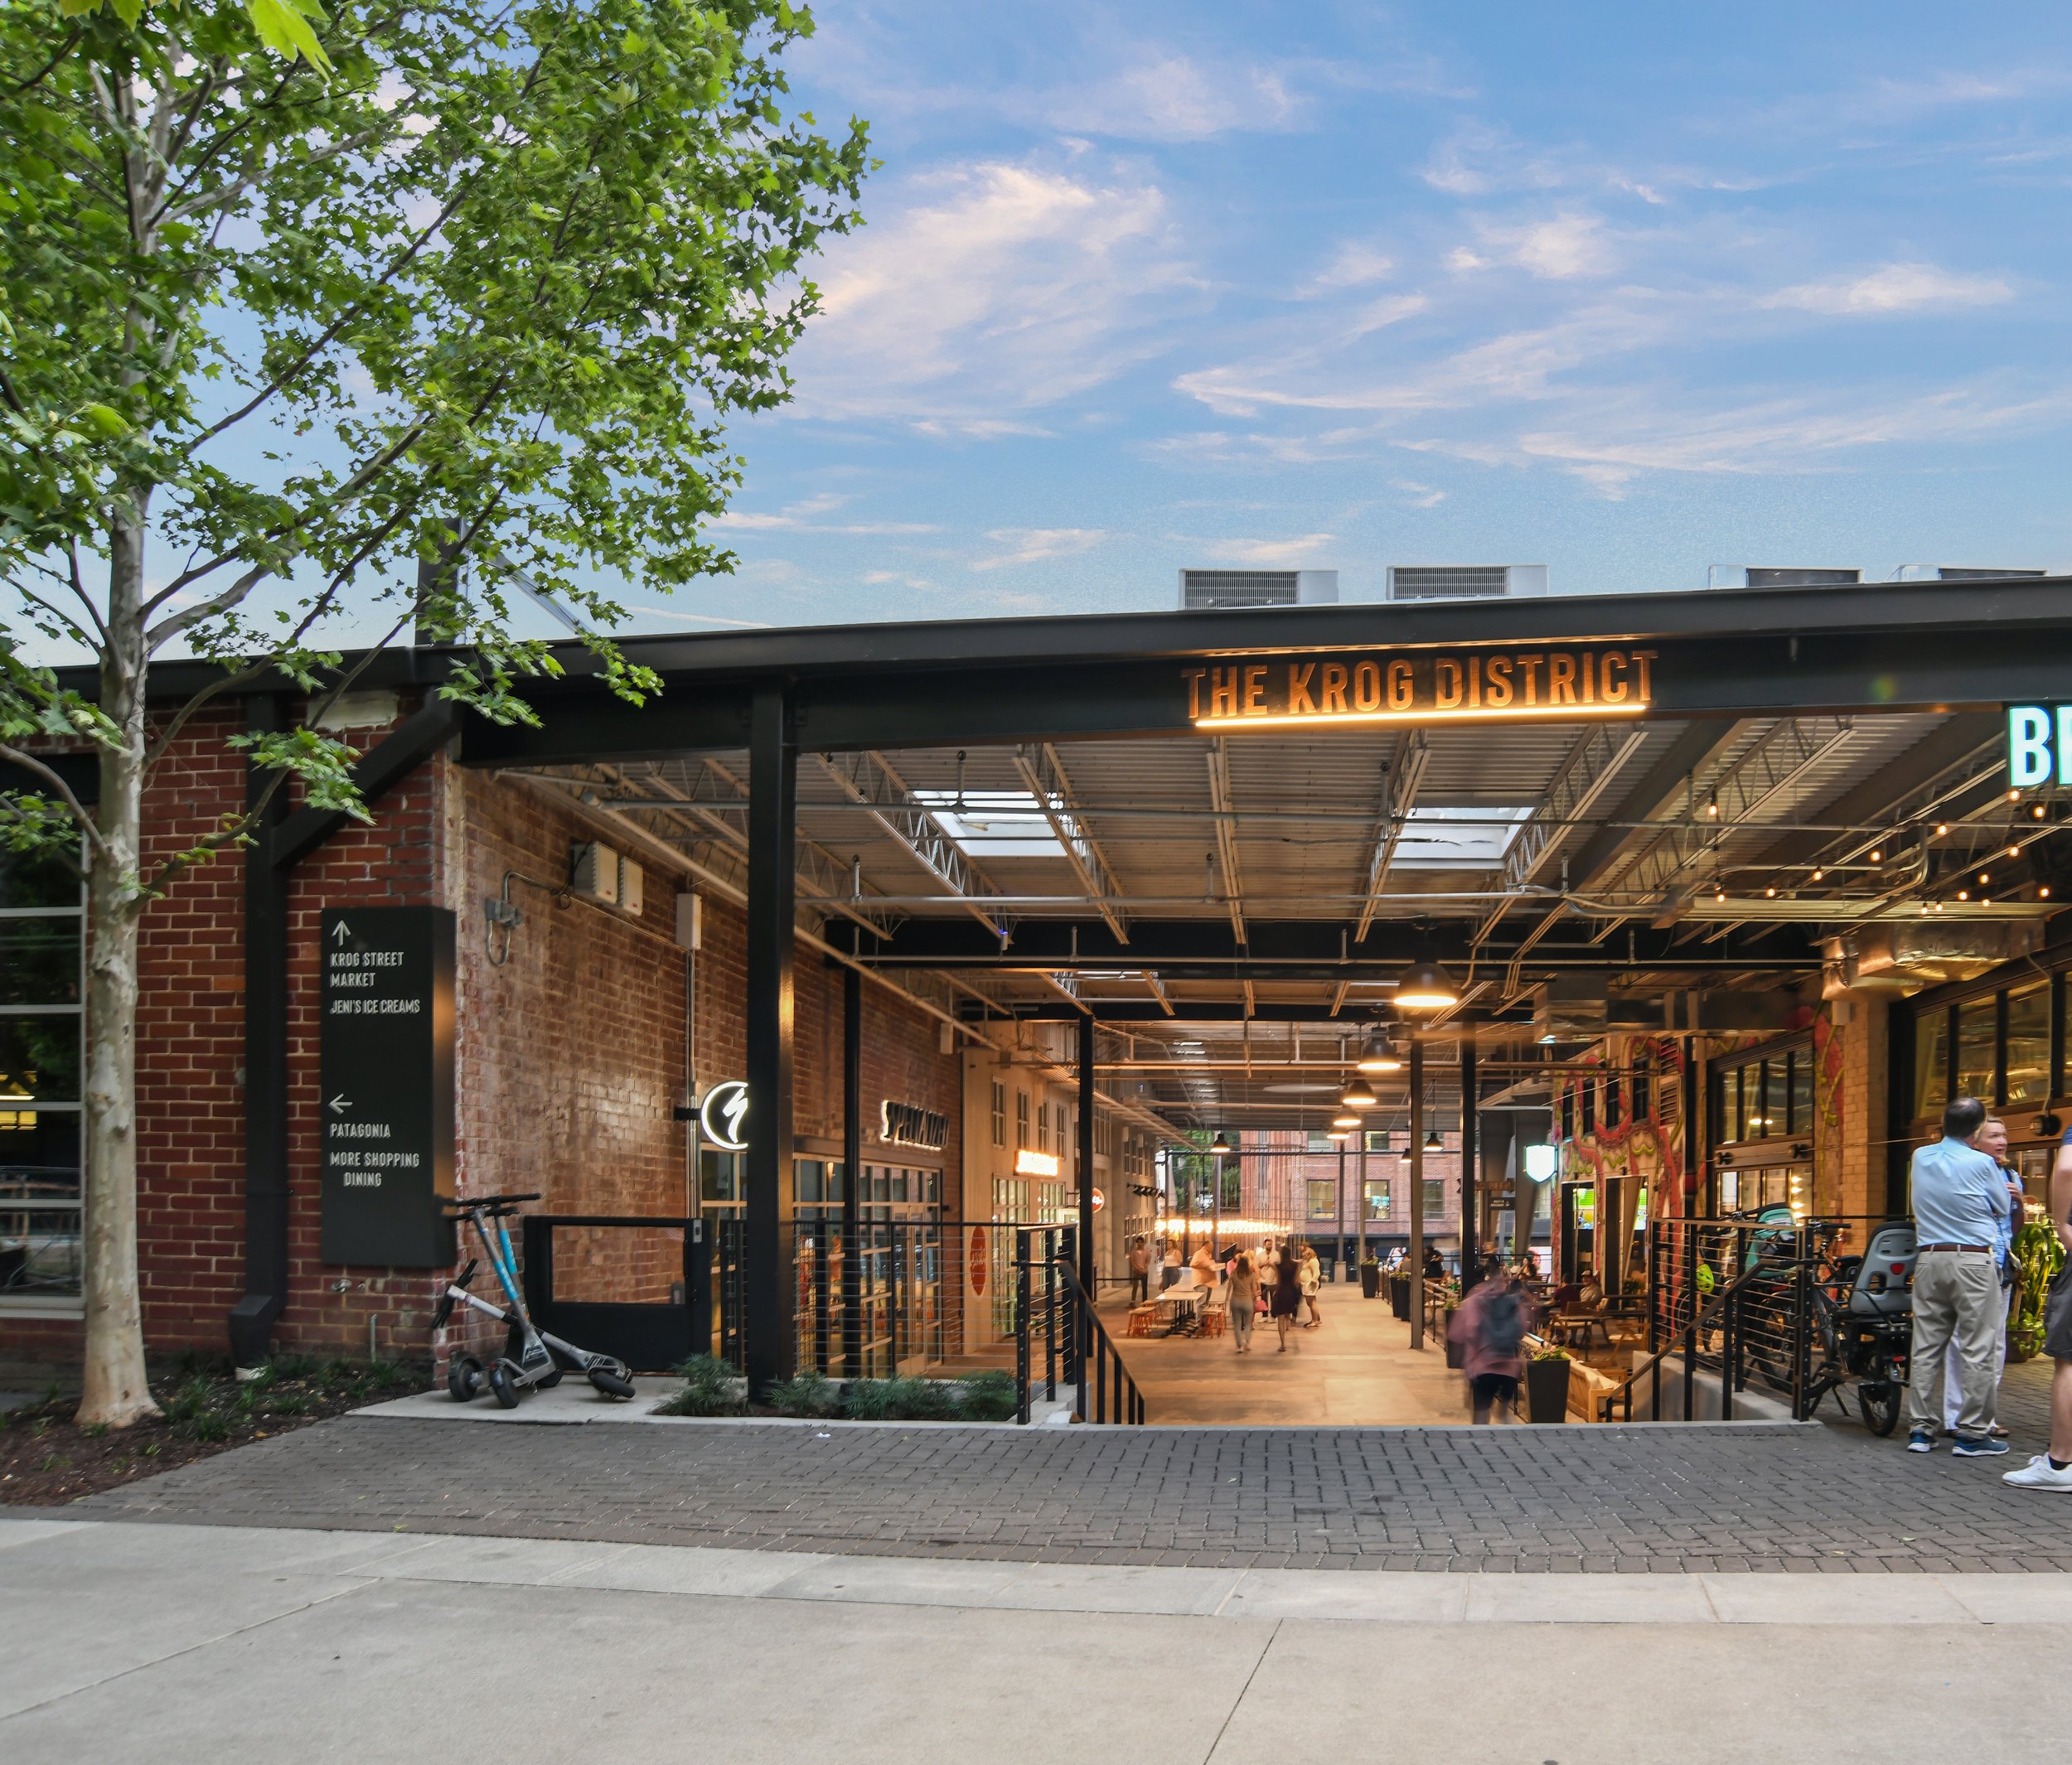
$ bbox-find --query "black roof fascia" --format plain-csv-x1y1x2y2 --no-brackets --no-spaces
61,573,2072,707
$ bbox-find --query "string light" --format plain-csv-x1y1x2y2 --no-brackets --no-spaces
1765,887,1777,897
1958,890,1970,901
1935,823,1949,836
2011,789,2023,803
1869,848,1883,862
1812,868,1824,882
2009,845,2021,858
1979,873,1990,885
2043,887,2054,899
2035,805,2048,820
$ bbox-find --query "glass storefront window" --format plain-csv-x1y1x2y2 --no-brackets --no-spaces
1789,1050,1813,1135
1363,1178,1390,1218
1760,1060,1784,1139
2,848,85,1304
1915,1008,1950,1118
1955,998,1997,1103
1306,1178,1335,1218
2006,984,2050,1105
699,1148,740,1204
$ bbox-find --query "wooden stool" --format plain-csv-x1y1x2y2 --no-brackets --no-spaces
1126,1304,1159,1337
1199,1306,1227,1338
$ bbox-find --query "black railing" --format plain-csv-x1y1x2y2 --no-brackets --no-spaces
1597,1213,1909,1424
1014,1250,1145,1425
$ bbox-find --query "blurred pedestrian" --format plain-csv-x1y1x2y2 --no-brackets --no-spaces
1270,1241,1304,1351
1450,1266,1534,1424
1127,1236,1151,1307
1299,1244,1324,1327
1228,1253,1260,1355
1944,1114,2019,1438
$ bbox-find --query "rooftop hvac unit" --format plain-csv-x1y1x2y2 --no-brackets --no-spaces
1386,564,1547,602
1890,565,2047,582
1178,568,1339,610
1706,566,1861,589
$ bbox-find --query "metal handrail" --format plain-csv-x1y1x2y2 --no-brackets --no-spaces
1595,1254,1784,1422
1014,1255,1145,1425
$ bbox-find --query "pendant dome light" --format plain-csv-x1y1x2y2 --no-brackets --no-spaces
1340,1081,1379,1109
1356,1035,1404,1074
1208,1129,1234,1155
1332,1111,1362,1129
1423,1127,1444,1151
1395,959,1460,1012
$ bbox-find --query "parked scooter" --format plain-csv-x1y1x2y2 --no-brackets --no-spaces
433,1193,637,1406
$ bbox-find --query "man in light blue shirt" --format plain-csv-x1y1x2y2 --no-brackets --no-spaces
1908,1095,2012,1453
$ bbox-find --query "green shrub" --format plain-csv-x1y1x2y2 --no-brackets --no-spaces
767,1370,839,1419
843,1376,959,1422
661,1353,745,1417
956,1370,1019,1421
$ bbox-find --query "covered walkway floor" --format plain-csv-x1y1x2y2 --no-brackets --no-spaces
1101,1283,1541,1426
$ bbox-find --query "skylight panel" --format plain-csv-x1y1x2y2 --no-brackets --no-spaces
913,789,1069,858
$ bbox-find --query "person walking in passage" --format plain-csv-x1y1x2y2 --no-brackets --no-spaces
1944,1114,2021,1437
1269,1242,1305,1351
1450,1260,1534,1423
2006,1122,2072,1490
1127,1236,1151,1307
1227,1252,1260,1355
1299,1244,1324,1328
1908,1095,2012,1456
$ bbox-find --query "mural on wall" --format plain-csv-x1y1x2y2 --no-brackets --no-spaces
1552,1037,1687,1291
1810,1005,1847,1216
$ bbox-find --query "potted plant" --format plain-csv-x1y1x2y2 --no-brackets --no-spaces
1388,1269,1410,1319
1525,1347,1571,1424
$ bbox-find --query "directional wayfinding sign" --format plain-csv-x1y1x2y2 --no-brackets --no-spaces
320,907,455,1266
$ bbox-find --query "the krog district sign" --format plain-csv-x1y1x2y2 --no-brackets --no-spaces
1187,646,1658,730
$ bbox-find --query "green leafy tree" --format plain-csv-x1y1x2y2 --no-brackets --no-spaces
0,0,867,1424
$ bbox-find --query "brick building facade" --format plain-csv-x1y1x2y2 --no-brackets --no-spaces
0,694,964,1376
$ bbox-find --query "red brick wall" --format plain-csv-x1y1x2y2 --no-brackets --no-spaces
1,708,967,1374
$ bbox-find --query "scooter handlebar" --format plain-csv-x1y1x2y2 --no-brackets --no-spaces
444,1192,542,1212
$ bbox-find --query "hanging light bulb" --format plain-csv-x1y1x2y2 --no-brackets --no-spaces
1935,824,1949,836
1423,1128,1444,1151
1208,1129,1234,1155
1870,848,1883,863
1812,869,1824,882
1356,1035,1402,1074
1395,959,1459,1011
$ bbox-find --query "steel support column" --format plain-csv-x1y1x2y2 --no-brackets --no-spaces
1408,1040,1426,1351
1460,1041,1479,1294
743,684,797,1395
1077,1014,1097,1306
842,962,862,1376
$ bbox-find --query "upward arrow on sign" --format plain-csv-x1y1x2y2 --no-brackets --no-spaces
331,921,352,943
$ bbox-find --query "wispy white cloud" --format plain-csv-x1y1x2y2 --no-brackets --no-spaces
1763,261,2014,316
1191,532,1337,564
710,492,939,535
971,527,1109,570
1461,211,1617,280
790,156,1195,427
1045,54,1304,141
1296,242,1397,297
1392,480,1446,509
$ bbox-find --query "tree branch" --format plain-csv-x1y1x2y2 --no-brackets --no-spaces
0,743,107,856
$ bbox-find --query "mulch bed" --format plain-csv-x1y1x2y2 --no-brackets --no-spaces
0,1356,425,1506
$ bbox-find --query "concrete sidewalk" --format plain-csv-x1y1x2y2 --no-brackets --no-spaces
5,1517,2070,1763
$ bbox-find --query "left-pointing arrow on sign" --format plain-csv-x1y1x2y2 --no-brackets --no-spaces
328,1095,352,1115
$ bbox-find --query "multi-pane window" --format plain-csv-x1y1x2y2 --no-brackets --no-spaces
990,1081,1006,1148
1306,1178,1336,1218
1422,1177,1445,1216
1363,1129,1388,1153
1954,998,1997,1107
2,848,85,1305
1036,1099,1048,1152
2007,984,2051,1105
1363,1178,1391,1219
1015,1090,1029,1149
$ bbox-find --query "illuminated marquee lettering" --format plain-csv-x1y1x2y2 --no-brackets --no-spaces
1188,647,1657,730
2007,704,2072,788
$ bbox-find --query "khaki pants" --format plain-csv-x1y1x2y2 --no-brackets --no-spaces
1909,1250,2002,1439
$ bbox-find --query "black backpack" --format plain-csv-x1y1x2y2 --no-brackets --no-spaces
1483,1289,1525,1357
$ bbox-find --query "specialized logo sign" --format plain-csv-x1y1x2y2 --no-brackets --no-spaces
1185,646,1657,731
699,1080,750,1152
2007,705,2072,788
1523,1143,1559,1183
880,1099,949,1151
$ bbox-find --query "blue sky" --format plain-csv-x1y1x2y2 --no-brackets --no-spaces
634,0,2072,631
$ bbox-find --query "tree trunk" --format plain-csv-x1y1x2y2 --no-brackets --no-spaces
77,503,157,1428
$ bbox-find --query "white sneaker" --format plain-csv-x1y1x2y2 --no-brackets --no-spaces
2002,1456,2072,1491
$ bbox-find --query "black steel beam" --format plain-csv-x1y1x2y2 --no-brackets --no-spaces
842,963,862,1376
851,916,1822,970
742,683,797,1396
1562,718,1740,892
1078,1016,1096,1304
1739,712,2001,878
229,698,291,1366
1460,1041,1479,1291
269,699,463,869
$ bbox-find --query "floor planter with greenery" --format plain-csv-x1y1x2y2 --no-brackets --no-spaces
1525,1350,1571,1424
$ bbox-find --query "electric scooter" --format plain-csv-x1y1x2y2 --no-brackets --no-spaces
432,1193,637,1406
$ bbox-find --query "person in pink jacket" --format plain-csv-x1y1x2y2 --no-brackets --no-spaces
1450,1265,1537,1424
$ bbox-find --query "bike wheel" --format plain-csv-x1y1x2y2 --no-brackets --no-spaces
1860,1365,1903,1437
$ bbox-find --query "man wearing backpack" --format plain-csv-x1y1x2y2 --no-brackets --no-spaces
1451,1260,1535,1424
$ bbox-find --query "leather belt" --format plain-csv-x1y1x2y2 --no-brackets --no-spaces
1918,1242,1990,1254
